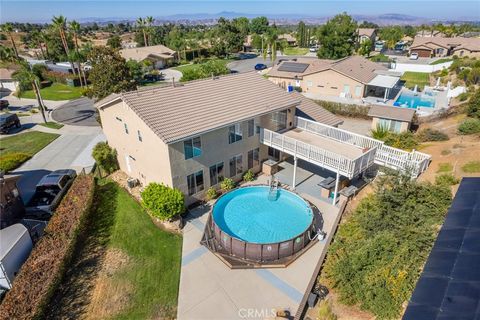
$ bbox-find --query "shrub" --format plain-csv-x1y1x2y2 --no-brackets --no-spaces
315,100,370,119
0,175,95,319
458,118,480,135
441,149,451,156
42,70,69,84
384,131,419,150
141,183,185,221
243,170,255,182
318,300,337,320
91,142,118,174
466,89,480,118
457,92,470,102
462,161,480,173
371,124,390,140
220,178,235,192
206,187,218,201
437,163,453,173
323,174,452,319
0,152,31,172
435,173,460,186
416,128,449,142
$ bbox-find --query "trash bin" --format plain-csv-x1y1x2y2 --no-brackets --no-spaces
127,178,137,188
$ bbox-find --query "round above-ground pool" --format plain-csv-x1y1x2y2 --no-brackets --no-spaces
211,186,315,263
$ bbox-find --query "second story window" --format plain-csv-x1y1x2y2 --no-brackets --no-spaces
271,110,287,131
184,136,202,160
124,123,129,134
137,130,142,142
228,123,243,144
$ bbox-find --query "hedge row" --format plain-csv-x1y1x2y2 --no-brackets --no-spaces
314,100,371,119
0,174,95,320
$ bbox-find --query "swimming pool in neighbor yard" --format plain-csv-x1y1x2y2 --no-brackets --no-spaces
212,186,313,244
394,91,436,109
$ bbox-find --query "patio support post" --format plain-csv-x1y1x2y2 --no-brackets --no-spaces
292,156,298,189
384,87,389,102
333,171,340,206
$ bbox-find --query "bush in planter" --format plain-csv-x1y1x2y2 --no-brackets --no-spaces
416,128,449,142
91,142,118,174
141,183,185,221
220,178,235,192
206,187,218,201
243,170,255,182
458,118,480,135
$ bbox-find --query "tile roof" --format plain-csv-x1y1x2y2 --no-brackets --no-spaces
292,92,343,127
97,72,301,144
0,68,17,80
120,44,176,62
411,36,480,52
267,56,386,84
368,105,415,122
357,28,376,38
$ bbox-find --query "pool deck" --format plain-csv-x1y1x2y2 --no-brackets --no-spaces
177,172,346,320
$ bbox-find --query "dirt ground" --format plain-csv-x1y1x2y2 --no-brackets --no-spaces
308,114,480,320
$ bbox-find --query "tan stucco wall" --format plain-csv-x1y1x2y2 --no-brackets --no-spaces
269,69,366,99
371,117,410,133
453,49,480,58
99,101,173,187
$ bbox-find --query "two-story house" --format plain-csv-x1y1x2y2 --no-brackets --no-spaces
96,72,342,205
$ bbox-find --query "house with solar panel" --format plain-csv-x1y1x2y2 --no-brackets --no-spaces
96,72,429,205
267,56,401,103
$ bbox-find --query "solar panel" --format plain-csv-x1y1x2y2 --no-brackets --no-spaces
277,62,309,73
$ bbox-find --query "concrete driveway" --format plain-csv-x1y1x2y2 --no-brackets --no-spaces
162,68,183,82
52,97,99,127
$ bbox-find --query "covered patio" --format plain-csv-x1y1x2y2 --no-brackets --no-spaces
365,74,401,102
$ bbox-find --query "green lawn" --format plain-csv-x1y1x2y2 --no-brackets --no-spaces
20,83,84,101
462,161,480,173
282,47,309,56
172,58,233,73
0,131,60,172
400,71,431,90
430,58,453,65
38,121,64,130
95,180,182,319
437,163,453,173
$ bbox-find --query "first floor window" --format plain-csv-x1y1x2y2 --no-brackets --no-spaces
268,147,280,161
124,123,129,134
187,170,204,196
137,130,142,142
228,123,243,144
378,118,402,133
209,162,224,186
184,136,202,159
248,148,260,169
229,154,243,177
307,80,313,87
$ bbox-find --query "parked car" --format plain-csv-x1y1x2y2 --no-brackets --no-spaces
254,63,268,71
409,52,419,60
0,113,20,134
0,100,9,110
309,47,317,53
143,73,164,82
25,169,77,219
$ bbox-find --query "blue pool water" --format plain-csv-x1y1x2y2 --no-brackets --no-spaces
394,92,436,109
212,186,313,244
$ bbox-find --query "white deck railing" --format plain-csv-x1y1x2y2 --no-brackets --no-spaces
260,128,377,178
295,116,431,176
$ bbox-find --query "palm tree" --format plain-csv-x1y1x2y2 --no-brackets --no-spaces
2,23,19,58
12,62,47,123
52,15,78,79
69,20,85,87
145,16,155,46
0,46,17,62
136,17,147,46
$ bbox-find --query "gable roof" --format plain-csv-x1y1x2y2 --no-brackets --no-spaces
268,56,387,84
357,28,376,38
0,68,17,80
411,36,480,52
292,92,343,127
120,44,176,62
368,105,415,122
97,72,300,144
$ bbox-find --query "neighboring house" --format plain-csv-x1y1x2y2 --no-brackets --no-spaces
0,68,19,93
121,41,138,49
368,105,415,133
267,56,399,100
357,28,377,44
0,174,25,230
243,35,253,52
96,72,342,205
120,45,177,69
415,30,446,38
279,34,297,46
460,31,480,38
410,36,480,58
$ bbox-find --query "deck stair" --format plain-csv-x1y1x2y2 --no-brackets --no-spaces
268,179,279,201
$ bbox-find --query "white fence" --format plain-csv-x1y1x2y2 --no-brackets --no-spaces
295,117,431,176
390,61,453,73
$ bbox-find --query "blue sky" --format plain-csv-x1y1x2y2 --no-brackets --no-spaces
2,0,479,23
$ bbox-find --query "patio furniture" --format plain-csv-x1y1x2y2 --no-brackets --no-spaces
339,185,359,203
318,177,335,198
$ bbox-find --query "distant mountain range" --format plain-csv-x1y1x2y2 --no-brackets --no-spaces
73,12,479,26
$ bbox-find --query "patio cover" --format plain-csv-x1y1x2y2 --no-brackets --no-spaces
367,74,399,89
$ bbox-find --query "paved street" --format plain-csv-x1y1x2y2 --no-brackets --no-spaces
51,97,98,126
227,54,313,73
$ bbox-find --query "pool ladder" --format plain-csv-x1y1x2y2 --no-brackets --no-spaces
268,179,279,201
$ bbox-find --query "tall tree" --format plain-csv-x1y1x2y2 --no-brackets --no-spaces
1,23,19,58
52,15,77,78
136,17,148,47
233,17,250,39
12,62,47,123
145,16,155,46
86,46,136,100
69,20,85,87
316,13,357,59
249,16,269,34
379,26,403,49
297,21,307,47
